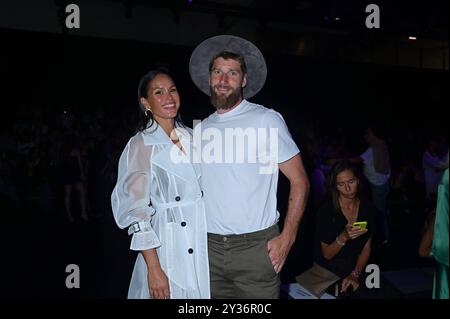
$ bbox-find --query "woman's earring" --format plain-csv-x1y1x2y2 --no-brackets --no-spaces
145,108,152,117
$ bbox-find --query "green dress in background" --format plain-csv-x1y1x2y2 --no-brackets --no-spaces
431,168,449,299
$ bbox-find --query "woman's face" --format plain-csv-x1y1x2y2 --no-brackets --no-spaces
336,169,358,199
140,73,180,121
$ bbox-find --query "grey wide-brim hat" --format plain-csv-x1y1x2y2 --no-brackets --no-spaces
189,35,267,99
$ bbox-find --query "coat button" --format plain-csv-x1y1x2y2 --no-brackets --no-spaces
175,196,181,201
181,222,186,227
188,248,194,254
201,190,204,197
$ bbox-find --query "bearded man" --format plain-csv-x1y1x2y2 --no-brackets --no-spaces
189,35,310,299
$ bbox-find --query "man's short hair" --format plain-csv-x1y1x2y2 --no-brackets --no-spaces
209,51,247,75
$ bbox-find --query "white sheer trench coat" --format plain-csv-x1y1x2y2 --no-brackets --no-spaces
111,122,210,299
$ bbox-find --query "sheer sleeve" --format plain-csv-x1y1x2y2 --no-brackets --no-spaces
111,134,161,251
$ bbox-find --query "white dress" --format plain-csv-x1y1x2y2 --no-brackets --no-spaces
111,122,210,299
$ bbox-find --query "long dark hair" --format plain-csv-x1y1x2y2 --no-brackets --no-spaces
326,159,362,212
136,67,184,134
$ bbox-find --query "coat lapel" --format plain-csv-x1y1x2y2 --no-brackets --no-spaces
142,123,198,183
141,121,172,146
176,127,202,181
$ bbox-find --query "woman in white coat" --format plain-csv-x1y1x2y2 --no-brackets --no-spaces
111,68,210,299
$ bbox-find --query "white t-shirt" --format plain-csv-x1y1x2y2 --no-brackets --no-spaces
199,100,300,235
360,147,390,186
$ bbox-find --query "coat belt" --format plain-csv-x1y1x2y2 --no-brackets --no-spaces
127,192,203,235
151,191,203,211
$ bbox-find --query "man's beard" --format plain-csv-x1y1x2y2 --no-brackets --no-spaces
210,85,242,110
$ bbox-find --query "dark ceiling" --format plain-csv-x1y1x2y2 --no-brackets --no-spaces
94,0,448,40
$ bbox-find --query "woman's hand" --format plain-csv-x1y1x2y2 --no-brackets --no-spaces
342,225,368,241
341,272,360,293
148,267,170,299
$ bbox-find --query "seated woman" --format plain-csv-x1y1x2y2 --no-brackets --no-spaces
314,160,376,296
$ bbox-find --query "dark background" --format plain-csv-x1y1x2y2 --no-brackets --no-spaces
0,0,448,299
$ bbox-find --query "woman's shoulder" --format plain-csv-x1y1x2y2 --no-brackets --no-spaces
315,200,338,233
126,132,155,153
129,132,146,146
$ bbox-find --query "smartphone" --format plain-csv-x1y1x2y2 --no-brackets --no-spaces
352,221,367,229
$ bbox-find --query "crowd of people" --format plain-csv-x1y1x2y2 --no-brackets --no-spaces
0,105,136,222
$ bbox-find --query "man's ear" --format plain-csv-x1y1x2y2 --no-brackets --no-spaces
242,75,248,88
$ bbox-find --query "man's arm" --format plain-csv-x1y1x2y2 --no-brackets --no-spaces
418,211,436,257
268,153,310,273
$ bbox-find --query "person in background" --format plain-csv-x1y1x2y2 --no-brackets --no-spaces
350,126,391,245
314,160,376,295
61,136,89,222
431,169,448,299
418,168,449,299
422,137,449,205
418,209,436,258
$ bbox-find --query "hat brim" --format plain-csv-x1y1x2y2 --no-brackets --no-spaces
189,35,267,99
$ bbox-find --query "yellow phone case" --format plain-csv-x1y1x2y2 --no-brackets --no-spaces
352,221,367,229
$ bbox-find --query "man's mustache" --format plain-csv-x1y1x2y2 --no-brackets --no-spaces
213,84,232,90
